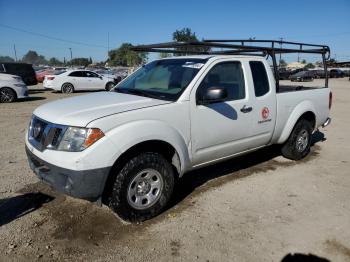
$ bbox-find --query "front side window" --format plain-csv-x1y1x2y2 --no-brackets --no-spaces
0,64,5,72
196,61,245,102
250,61,269,97
115,58,207,101
85,71,99,77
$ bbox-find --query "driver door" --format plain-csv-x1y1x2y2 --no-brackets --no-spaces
190,60,254,166
85,71,103,90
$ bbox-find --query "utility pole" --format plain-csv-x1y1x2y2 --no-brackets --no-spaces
13,44,18,62
107,32,110,58
69,48,73,61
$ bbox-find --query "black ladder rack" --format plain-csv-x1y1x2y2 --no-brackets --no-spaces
131,39,331,90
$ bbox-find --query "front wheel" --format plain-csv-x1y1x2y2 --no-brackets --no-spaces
105,82,115,91
107,152,175,222
281,119,313,160
0,87,16,103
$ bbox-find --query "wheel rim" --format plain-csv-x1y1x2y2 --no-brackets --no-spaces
296,129,309,152
0,88,14,102
127,168,164,210
107,83,114,90
63,84,73,93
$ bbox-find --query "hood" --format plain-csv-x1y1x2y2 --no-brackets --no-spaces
0,73,21,81
33,92,171,127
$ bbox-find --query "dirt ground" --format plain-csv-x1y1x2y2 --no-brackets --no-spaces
0,79,350,262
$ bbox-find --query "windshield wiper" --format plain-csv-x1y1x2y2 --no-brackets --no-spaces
116,88,161,100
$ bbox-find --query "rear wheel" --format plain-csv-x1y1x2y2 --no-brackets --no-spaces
61,83,74,93
0,87,16,103
281,119,313,160
107,152,175,222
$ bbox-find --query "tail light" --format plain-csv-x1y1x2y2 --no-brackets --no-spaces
47,76,55,80
329,91,333,110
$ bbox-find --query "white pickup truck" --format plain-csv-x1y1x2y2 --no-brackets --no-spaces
25,40,332,222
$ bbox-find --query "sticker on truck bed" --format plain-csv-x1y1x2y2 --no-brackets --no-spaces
258,107,272,124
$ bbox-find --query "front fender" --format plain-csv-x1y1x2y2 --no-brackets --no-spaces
104,120,191,175
276,100,316,144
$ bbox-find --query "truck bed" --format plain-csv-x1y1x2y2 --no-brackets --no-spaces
272,86,330,144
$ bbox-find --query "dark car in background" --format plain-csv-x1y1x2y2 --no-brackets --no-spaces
310,69,326,79
290,71,314,82
0,63,38,86
279,68,303,80
330,69,345,78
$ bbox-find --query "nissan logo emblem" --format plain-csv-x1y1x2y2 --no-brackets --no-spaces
33,122,42,138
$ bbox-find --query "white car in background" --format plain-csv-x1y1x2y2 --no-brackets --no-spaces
43,70,116,93
0,73,28,103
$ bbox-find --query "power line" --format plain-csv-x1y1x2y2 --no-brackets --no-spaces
0,23,107,49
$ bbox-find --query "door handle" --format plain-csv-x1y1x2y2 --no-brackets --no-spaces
240,105,253,113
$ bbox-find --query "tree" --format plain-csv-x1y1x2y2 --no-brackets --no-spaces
22,50,48,65
301,59,307,64
279,59,287,67
108,43,147,67
48,57,63,66
0,56,15,62
89,57,93,64
172,27,210,56
68,58,90,66
159,53,171,59
304,63,315,69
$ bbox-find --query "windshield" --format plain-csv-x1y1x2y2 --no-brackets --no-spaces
115,58,207,101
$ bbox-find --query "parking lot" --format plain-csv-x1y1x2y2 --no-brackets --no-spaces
0,78,350,261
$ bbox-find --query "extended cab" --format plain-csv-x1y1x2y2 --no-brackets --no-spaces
25,41,332,222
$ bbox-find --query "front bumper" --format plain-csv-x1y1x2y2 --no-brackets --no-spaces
25,145,111,201
16,86,29,99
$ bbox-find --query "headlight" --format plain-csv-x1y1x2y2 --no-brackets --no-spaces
57,127,104,152
14,84,26,87
12,76,22,82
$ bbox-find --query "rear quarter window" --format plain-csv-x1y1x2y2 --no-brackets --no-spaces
250,61,270,97
69,71,83,77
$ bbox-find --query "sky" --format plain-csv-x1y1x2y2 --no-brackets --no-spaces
0,0,349,63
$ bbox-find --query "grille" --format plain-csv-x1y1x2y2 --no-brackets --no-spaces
28,115,66,151
51,128,62,147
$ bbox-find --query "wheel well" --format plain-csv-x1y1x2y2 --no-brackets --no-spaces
298,111,316,129
0,87,17,99
101,140,180,203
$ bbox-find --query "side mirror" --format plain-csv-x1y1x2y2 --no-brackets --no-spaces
99,76,103,80
199,87,228,105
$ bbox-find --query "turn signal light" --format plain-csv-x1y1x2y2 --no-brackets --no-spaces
83,128,105,148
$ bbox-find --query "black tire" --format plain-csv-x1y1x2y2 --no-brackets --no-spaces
281,119,313,160
0,87,16,103
105,82,115,91
107,152,175,222
61,83,74,93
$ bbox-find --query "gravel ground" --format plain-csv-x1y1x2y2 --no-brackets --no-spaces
0,79,350,262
